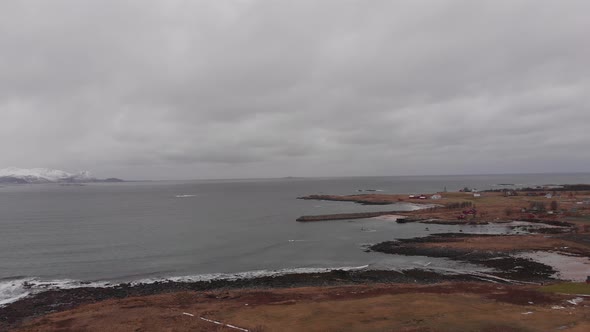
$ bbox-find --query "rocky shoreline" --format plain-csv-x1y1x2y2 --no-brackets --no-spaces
4,230,579,330
297,194,399,205
370,233,557,282
4,189,589,330
296,210,410,222
1,269,493,330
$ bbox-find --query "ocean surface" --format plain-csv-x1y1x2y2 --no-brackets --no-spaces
1,173,590,304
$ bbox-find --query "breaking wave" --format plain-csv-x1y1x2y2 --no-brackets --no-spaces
0,265,370,307
0,277,111,306
130,265,370,285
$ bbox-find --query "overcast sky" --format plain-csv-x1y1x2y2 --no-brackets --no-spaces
1,0,589,180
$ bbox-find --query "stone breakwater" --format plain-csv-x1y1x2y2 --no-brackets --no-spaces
296,210,409,222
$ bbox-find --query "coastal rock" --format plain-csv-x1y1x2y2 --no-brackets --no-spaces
296,211,409,222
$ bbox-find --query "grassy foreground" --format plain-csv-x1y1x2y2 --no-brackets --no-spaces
13,283,590,332
540,282,590,295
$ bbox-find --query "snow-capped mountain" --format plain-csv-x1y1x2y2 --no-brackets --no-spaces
0,168,122,184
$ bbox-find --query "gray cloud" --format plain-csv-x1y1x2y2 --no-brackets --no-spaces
1,0,589,179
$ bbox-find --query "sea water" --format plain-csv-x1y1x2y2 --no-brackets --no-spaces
1,173,589,304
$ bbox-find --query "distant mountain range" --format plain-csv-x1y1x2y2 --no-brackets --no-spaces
0,167,124,184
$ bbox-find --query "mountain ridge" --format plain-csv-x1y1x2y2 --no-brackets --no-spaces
0,167,123,184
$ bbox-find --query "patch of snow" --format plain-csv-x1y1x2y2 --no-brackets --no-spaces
0,167,93,183
567,297,583,305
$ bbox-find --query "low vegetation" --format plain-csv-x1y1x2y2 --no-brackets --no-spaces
539,282,590,295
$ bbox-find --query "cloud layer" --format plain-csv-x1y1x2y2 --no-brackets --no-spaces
1,0,589,179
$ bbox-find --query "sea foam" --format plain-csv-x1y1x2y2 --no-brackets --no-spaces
0,265,370,306
0,278,111,307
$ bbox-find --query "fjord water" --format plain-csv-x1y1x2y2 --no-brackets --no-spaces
1,174,589,303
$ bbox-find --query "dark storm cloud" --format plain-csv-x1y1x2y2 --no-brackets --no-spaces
1,0,589,179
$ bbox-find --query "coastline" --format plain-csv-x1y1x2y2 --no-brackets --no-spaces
5,272,590,331
0,268,491,329
3,186,590,331
0,266,559,331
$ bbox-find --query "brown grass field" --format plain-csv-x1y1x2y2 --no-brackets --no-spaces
13,283,590,332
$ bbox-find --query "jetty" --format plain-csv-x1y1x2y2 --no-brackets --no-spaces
296,210,406,222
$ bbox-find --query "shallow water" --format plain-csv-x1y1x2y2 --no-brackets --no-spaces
515,251,590,281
